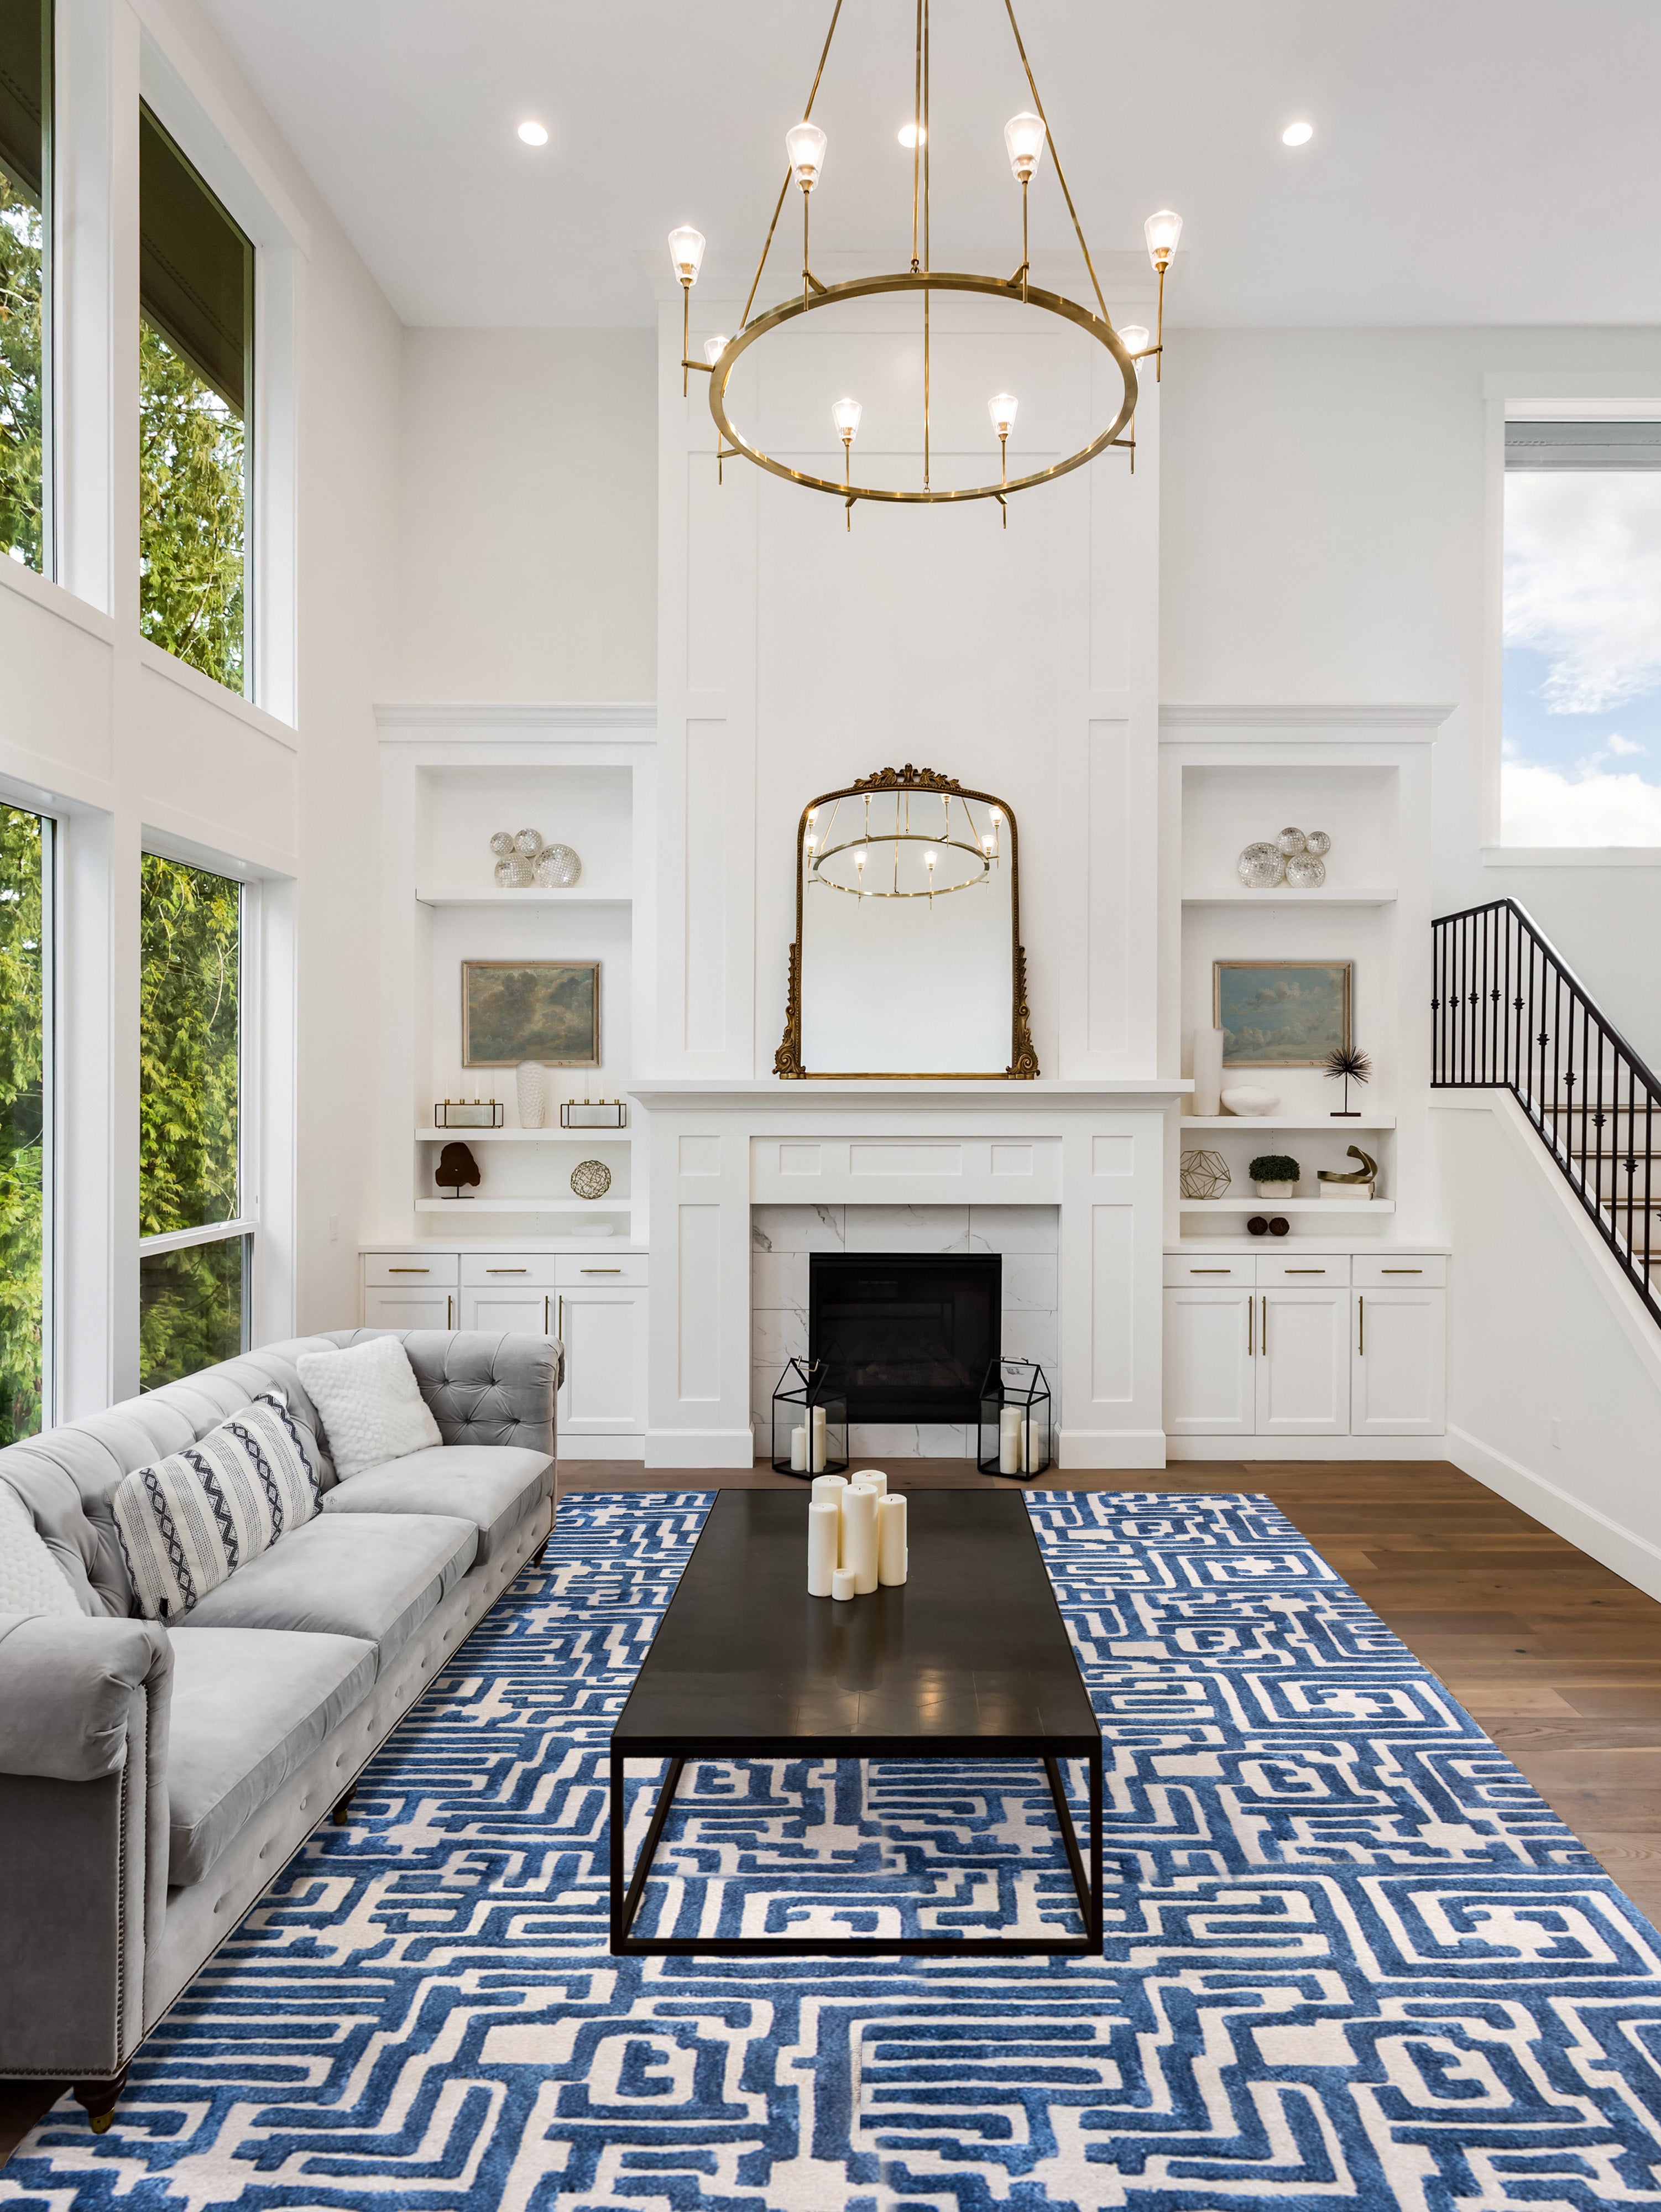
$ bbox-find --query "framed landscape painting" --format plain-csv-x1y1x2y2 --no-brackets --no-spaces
462,961,600,1066
1214,959,1352,1066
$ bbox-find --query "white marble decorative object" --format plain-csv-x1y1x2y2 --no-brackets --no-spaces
1221,1085,1279,1116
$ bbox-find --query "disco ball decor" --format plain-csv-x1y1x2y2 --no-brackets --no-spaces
1179,1149,1232,1201
1284,852,1326,888
534,843,583,889
1236,842,1285,889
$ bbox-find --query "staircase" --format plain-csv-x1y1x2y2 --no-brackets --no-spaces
1433,899,1661,1315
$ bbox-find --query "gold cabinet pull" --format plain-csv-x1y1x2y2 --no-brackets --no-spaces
1285,1267,1325,1274
1261,1296,1267,1355
388,1266,429,1274
582,1266,623,1274
1358,1294,1365,1355
487,1267,527,1274
1190,1267,1231,1274
1248,1296,1253,1357
447,1293,455,1327
544,1294,551,1334
1381,1268,1422,1274
557,1295,565,1341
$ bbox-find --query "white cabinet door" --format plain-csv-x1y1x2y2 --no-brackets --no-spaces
461,1287,553,1335
1256,1288,1350,1437
363,1286,454,1329
1163,1288,1255,1434
1352,1288,1447,1435
558,1288,646,1436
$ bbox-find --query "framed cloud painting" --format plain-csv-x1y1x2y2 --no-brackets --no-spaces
462,961,600,1066
1214,959,1352,1066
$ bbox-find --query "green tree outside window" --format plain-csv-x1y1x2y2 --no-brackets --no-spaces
138,322,246,692
0,170,45,570
0,806,45,1443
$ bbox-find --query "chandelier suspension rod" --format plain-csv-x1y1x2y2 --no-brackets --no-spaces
922,0,932,489
739,0,845,332
910,0,922,274
1001,0,1109,326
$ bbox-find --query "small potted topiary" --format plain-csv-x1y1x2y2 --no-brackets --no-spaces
1249,1153,1300,1198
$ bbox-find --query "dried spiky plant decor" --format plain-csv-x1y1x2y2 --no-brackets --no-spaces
1324,1043,1372,1117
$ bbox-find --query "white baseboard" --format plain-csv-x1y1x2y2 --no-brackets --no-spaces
1057,1428,1169,1469
1447,1423,1661,1606
1164,1434,1453,1462
644,1428,759,1469
556,1434,646,1462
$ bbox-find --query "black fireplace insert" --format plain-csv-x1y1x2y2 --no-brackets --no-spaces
808,1252,1001,1424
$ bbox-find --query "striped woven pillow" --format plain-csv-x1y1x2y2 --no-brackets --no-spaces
112,1389,322,1621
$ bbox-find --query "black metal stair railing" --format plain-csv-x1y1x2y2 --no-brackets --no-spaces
1432,896,1661,1322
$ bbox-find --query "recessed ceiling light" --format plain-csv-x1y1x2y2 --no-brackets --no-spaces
1282,121,1313,147
517,119,549,147
897,122,926,148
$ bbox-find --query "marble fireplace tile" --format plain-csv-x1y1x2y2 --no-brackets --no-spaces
842,1204,971,1253
849,1422,973,1459
966,1205,1060,1254
999,1307,1059,1366
1001,1254,1059,1311
751,1249,810,1308
752,1307,808,1371
751,1204,844,1253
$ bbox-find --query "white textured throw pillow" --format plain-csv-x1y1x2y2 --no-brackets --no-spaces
0,1478,82,1618
112,1389,322,1621
295,1334,442,1483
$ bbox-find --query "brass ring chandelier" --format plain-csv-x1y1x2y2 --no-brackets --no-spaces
667,0,1183,526
808,785,1006,901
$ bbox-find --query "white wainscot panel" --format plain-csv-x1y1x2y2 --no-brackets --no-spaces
676,1202,722,1402
0,583,113,783
1089,1202,1136,1405
138,665,297,860
750,1135,1061,1206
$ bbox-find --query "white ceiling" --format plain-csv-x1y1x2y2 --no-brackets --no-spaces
196,0,1661,331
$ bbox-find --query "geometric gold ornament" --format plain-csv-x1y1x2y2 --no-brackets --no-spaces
1179,1149,1232,1200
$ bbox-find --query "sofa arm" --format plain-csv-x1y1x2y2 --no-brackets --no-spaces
330,1330,559,1457
0,1614,173,2078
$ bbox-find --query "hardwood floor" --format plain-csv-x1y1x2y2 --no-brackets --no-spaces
8,1454,1661,2168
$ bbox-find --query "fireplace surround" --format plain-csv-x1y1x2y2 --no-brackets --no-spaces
809,1252,1001,1425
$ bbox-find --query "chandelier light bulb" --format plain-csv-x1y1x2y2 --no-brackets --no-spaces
1118,324,1150,356
786,122,828,190
831,396,862,442
1003,111,1047,182
898,122,926,148
988,392,1018,436
516,120,549,147
667,226,706,284
1282,121,1314,147
704,334,729,366
1143,208,1183,272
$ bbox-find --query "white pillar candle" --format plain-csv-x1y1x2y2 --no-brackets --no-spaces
877,1494,907,1585
1021,1416,1031,1475
841,1481,880,1595
811,1405,828,1473
830,1565,856,1602
852,1468,886,1496
811,1473,848,1561
807,1500,840,1596
1192,1027,1225,1118
999,1406,1022,1475
790,1426,807,1473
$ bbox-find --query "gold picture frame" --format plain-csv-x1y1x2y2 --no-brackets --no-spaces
1213,959,1352,1067
462,961,600,1067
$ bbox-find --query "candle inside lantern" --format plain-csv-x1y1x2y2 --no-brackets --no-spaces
791,1426,808,1473
811,1405,828,1473
999,1406,1022,1475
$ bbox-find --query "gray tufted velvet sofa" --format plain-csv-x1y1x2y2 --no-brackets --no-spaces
0,1328,559,2128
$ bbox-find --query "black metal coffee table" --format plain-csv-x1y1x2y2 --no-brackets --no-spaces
609,1489,1103,1956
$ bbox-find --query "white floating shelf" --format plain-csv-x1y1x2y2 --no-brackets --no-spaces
1181,889,1397,908
414,889,632,909
415,1128,633,1142
415,1198,638,1214
1178,1198,1396,1214
1179,1117,1396,1131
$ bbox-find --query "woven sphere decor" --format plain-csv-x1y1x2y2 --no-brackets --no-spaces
570,1159,612,1201
1179,1149,1232,1200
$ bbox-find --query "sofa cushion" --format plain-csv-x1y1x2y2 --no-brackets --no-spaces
0,1478,83,1618
296,1336,442,1481
165,1626,376,1885
322,1446,551,1569
111,1391,323,1620
177,1512,477,1671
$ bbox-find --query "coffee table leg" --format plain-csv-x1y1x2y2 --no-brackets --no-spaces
1089,1741,1103,1950
613,1753,687,1950
1044,1754,1099,1949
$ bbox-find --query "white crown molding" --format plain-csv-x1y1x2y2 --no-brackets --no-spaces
1159,702,1455,744
374,702,657,739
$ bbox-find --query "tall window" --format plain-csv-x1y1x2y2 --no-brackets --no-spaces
0,805,50,1443
139,854,249,1390
1502,419,1661,845
0,0,51,571
138,107,252,692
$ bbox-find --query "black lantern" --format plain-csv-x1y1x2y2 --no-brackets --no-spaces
771,1358,848,1479
978,1357,1052,1479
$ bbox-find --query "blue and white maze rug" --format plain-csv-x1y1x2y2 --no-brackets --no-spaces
9,1489,1661,2211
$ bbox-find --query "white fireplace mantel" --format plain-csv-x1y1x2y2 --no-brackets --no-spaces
630,1078,1188,1470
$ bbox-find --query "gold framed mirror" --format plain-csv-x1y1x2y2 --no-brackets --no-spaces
774,764,1038,1079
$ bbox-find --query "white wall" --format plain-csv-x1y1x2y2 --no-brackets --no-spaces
1161,325,1661,1060
397,330,656,703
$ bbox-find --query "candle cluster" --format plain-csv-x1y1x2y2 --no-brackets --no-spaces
789,1406,829,1473
999,1405,1033,1476
807,1472,907,1599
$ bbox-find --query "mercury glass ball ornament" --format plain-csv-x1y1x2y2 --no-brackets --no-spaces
570,1158,612,1201
1237,841,1286,889
1277,826,1307,857
489,830,515,857
494,853,533,888
514,827,544,857
533,843,583,889
1284,853,1326,888
1304,829,1331,857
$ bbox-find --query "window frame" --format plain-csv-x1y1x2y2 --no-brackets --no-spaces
1484,372,1661,866
0,774,58,1435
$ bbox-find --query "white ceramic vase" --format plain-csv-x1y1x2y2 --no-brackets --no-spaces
1191,1029,1225,1118
516,1062,547,1129
1253,1179,1298,1198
